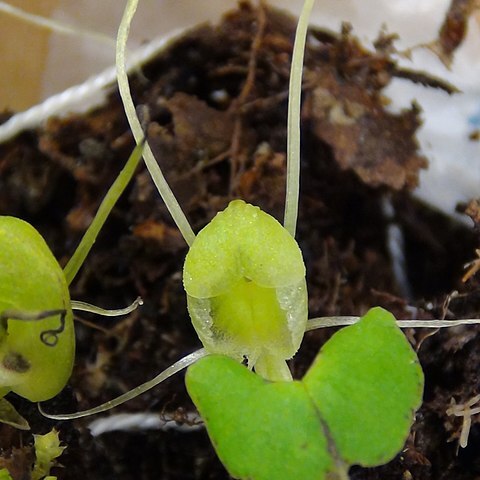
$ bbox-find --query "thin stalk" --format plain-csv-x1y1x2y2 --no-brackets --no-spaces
116,0,195,246
306,316,480,331
64,142,144,285
39,348,208,420
283,0,315,237
71,297,143,316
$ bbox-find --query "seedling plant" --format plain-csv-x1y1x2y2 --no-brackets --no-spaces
0,428,65,480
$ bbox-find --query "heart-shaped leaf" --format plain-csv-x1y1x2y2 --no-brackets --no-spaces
186,307,423,479
303,307,424,466
186,354,336,480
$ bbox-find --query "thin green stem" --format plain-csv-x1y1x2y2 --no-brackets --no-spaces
283,0,315,237
116,0,195,246
63,142,144,285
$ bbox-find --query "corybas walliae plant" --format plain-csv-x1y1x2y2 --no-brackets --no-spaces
0,142,144,429
40,0,480,479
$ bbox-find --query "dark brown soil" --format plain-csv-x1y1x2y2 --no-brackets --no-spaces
1,3,480,479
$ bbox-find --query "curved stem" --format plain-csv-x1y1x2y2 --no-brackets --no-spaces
64,142,144,285
39,348,208,420
283,0,315,237
116,0,195,246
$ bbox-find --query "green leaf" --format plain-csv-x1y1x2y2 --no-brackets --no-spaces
0,217,75,401
184,200,305,299
32,429,65,480
184,200,308,381
186,307,423,479
0,398,30,430
186,355,335,480
0,468,13,480
303,307,424,466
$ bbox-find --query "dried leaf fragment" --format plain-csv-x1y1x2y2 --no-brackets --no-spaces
147,93,235,172
307,79,427,190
